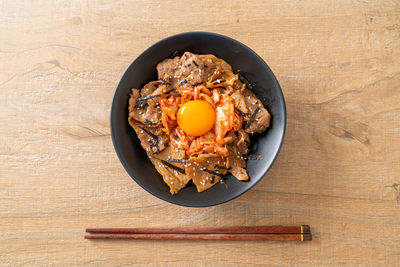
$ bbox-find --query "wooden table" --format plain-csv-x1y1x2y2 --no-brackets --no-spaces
1,1,399,266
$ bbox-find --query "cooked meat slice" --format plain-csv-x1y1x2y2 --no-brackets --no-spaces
185,156,224,192
227,143,248,181
205,66,224,87
151,146,186,170
130,103,161,127
128,88,162,127
249,107,270,133
128,88,140,112
231,79,245,91
198,54,234,74
198,56,218,80
178,52,204,85
157,57,180,79
141,81,161,96
242,89,271,133
205,68,238,89
231,90,248,115
156,56,181,86
149,157,190,195
213,163,230,176
151,84,168,97
236,129,250,155
198,55,238,88
128,121,168,153
230,166,248,181
237,72,254,90
128,89,167,152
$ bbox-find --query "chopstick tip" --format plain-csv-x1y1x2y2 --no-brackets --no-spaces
302,234,312,241
302,225,311,234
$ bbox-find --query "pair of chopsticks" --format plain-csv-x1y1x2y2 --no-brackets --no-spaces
85,225,311,241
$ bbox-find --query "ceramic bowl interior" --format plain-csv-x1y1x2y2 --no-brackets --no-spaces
110,32,286,207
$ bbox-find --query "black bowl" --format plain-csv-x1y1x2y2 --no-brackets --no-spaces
111,32,286,207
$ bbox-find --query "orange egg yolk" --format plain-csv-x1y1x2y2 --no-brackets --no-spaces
177,100,215,136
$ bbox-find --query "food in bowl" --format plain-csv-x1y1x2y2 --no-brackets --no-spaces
128,52,270,194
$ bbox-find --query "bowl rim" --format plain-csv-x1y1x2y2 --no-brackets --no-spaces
110,31,286,207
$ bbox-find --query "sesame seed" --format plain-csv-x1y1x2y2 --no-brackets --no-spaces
171,182,174,184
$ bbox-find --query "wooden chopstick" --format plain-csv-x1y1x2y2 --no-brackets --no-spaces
86,225,310,234
85,225,311,241
85,233,311,241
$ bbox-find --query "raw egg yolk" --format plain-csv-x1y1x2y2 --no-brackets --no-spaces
177,100,215,136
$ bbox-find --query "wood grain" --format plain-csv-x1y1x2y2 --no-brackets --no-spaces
1,0,400,266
